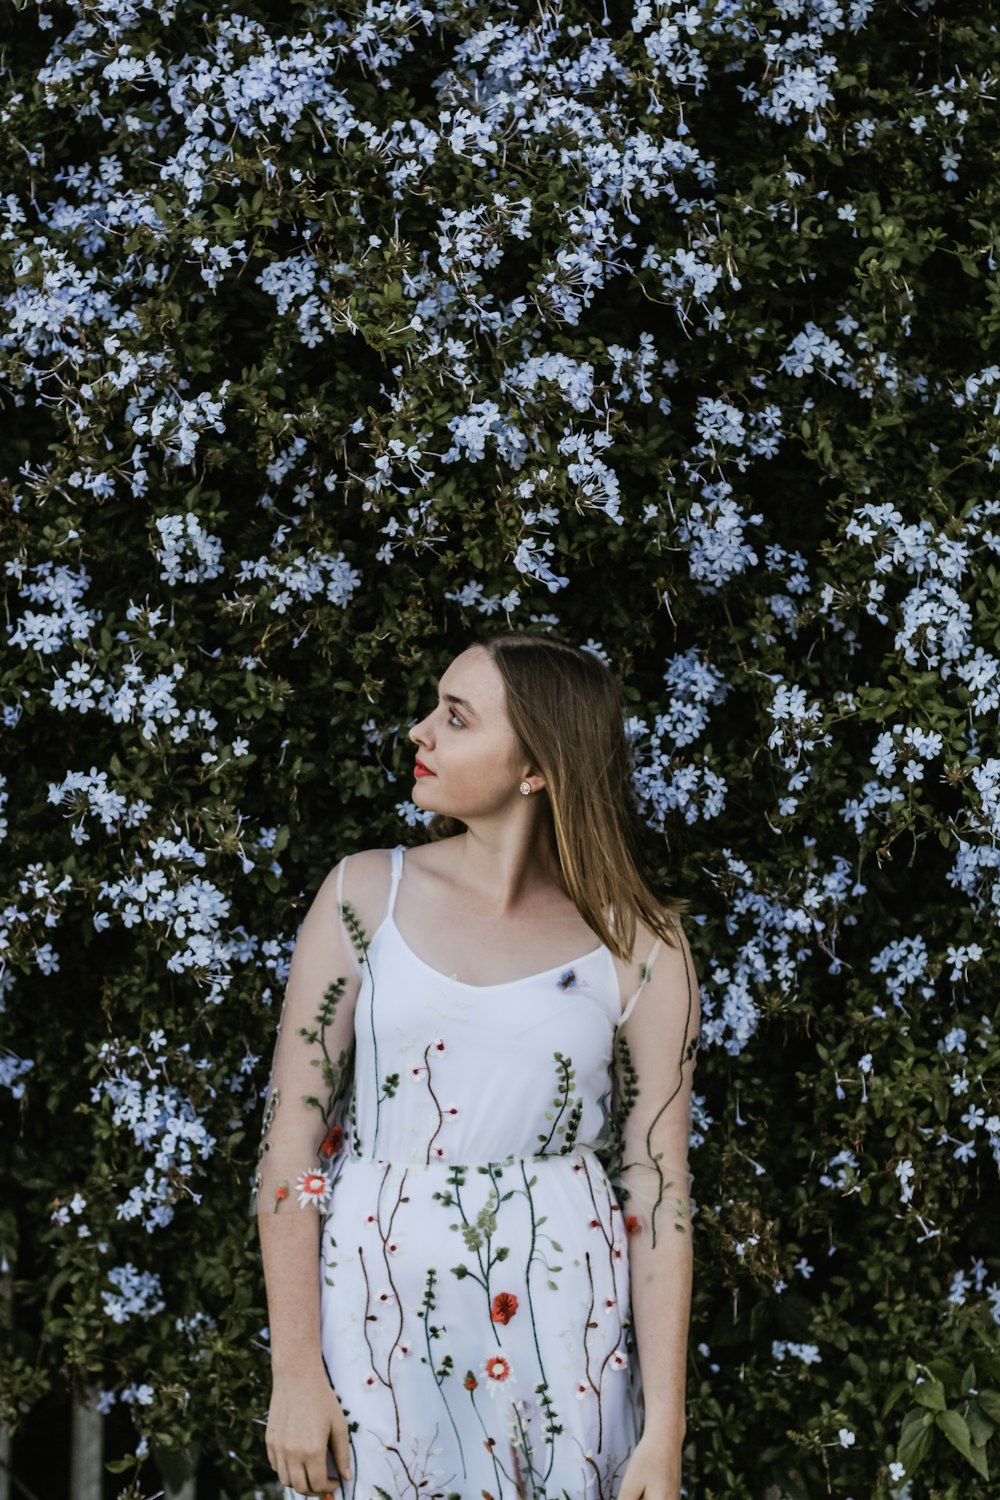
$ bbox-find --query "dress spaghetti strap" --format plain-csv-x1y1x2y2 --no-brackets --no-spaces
386,844,404,921
618,935,664,1027
336,847,405,979
335,854,362,979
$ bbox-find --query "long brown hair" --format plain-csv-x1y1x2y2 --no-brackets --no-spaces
427,631,687,962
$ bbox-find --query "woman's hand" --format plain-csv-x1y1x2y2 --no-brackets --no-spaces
616,1431,684,1500
266,1364,352,1497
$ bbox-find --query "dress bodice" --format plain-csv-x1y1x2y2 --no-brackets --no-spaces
346,845,633,1168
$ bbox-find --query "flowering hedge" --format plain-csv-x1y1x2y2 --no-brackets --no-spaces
2,0,999,1496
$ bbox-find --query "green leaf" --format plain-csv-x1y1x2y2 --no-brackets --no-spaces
881,1378,910,1418
897,1412,934,1477
928,1358,961,1388
966,1401,995,1449
913,1380,947,1412
936,1409,977,1468
979,1390,1000,1422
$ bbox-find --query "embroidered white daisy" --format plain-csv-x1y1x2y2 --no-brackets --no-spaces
602,1297,617,1315
409,1063,427,1081
429,1037,446,1055
363,1373,378,1390
443,1102,460,1118
483,1353,514,1396
609,1349,629,1370
375,1287,395,1305
430,1144,447,1160
574,1380,590,1400
295,1169,333,1210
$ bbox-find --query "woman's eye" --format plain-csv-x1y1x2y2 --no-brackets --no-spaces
448,710,464,727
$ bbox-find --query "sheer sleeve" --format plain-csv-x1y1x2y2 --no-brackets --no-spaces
605,917,701,1249
248,855,368,1216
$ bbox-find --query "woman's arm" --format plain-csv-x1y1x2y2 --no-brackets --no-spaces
252,853,372,1494
249,856,364,1224
616,918,700,1490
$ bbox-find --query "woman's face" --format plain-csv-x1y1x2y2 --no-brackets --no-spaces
407,647,534,818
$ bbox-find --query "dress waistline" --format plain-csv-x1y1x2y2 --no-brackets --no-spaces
342,1145,602,1172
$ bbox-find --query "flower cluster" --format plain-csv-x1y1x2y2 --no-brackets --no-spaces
101,1263,166,1324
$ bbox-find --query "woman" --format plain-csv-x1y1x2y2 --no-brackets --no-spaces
253,631,700,1500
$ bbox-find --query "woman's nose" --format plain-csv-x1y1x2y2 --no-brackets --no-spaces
409,715,432,746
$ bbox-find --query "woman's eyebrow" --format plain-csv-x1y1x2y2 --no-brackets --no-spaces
440,689,479,719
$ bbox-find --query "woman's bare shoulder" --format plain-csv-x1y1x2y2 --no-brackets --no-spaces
311,847,395,911
623,907,689,968
336,845,398,880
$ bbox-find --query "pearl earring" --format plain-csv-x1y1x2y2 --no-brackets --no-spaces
519,781,532,795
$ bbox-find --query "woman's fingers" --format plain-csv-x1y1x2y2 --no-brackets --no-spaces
265,1385,352,1493
331,1427,352,1482
271,1454,321,1497
305,1458,332,1494
302,1461,323,1494
326,1393,352,1483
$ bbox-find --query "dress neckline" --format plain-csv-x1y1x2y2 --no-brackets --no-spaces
376,909,616,994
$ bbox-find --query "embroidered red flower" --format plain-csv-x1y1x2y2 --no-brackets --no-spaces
484,1354,512,1383
491,1291,519,1325
464,1371,478,1390
624,1214,641,1237
320,1124,343,1157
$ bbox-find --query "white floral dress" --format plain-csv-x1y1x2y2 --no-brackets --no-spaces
253,844,694,1500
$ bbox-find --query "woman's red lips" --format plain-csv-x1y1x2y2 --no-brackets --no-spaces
414,759,435,777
